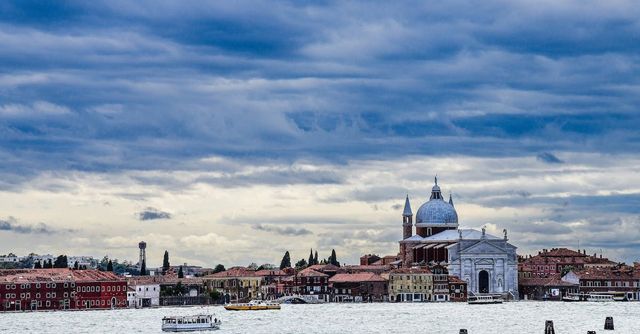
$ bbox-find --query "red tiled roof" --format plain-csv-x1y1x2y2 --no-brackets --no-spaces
572,267,636,280
306,264,340,272
0,269,124,283
519,275,577,287
298,268,328,277
448,276,467,284
205,267,256,278
390,267,432,274
540,248,587,258
329,272,386,283
254,269,290,277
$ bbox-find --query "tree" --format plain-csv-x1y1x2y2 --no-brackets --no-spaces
162,250,170,273
280,251,292,269
47,259,53,269
308,249,314,266
295,258,308,270
178,266,184,278
209,290,222,302
313,251,318,265
54,255,68,268
34,261,42,269
213,264,226,273
73,261,79,270
329,249,340,266
107,260,113,272
140,259,147,276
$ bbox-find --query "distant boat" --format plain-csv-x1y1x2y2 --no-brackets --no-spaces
586,294,614,302
561,294,581,302
467,295,503,305
224,300,281,311
161,314,221,332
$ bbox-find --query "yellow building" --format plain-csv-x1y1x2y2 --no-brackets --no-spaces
388,267,433,302
203,267,263,302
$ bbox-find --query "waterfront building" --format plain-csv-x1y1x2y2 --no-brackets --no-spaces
562,265,640,300
126,277,160,308
388,267,433,302
448,276,468,302
518,274,578,300
71,270,128,309
518,248,616,280
399,178,518,298
255,268,294,300
329,272,388,302
0,269,126,312
203,267,262,303
295,268,330,302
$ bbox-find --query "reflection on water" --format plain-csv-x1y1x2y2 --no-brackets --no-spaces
1,302,639,334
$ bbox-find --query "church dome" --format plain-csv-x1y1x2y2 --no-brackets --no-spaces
415,177,458,227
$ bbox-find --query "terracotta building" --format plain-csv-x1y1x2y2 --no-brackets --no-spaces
329,272,388,302
0,269,126,312
295,268,330,302
562,265,640,301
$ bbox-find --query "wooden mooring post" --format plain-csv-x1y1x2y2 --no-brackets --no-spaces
545,320,555,334
604,316,614,330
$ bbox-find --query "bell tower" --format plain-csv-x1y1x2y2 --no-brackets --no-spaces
402,195,413,239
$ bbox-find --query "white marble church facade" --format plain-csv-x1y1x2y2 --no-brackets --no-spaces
399,178,518,298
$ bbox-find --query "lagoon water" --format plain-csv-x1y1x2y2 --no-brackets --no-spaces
1,302,639,334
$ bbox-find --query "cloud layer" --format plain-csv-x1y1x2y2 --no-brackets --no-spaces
0,1,639,265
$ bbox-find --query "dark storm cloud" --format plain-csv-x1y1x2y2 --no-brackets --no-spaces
537,152,564,164
0,217,68,234
252,224,313,236
1,1,640,182
137,207,172,221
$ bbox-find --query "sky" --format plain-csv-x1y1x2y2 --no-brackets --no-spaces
1,1,640,268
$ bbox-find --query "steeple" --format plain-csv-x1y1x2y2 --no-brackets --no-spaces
448,193,454,207
429,176,442,200
402,194,413,239
402,194,412,217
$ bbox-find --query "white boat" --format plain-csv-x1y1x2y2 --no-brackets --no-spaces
467,295,503,305
561,294,581,302
586,294,614,302
161,314,221,332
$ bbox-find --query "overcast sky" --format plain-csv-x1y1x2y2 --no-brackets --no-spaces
1,1,639,267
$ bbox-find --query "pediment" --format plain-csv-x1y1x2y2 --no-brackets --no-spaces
461,240,507,255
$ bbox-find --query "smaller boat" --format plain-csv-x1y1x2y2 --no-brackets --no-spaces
467,295,503,305
161,314,221,332
224,300,281,311
586,294,614,302
561,294,581,302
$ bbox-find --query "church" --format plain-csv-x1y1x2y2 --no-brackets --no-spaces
399,178,519,299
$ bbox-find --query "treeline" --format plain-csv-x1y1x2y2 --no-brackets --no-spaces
280,248,340,270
